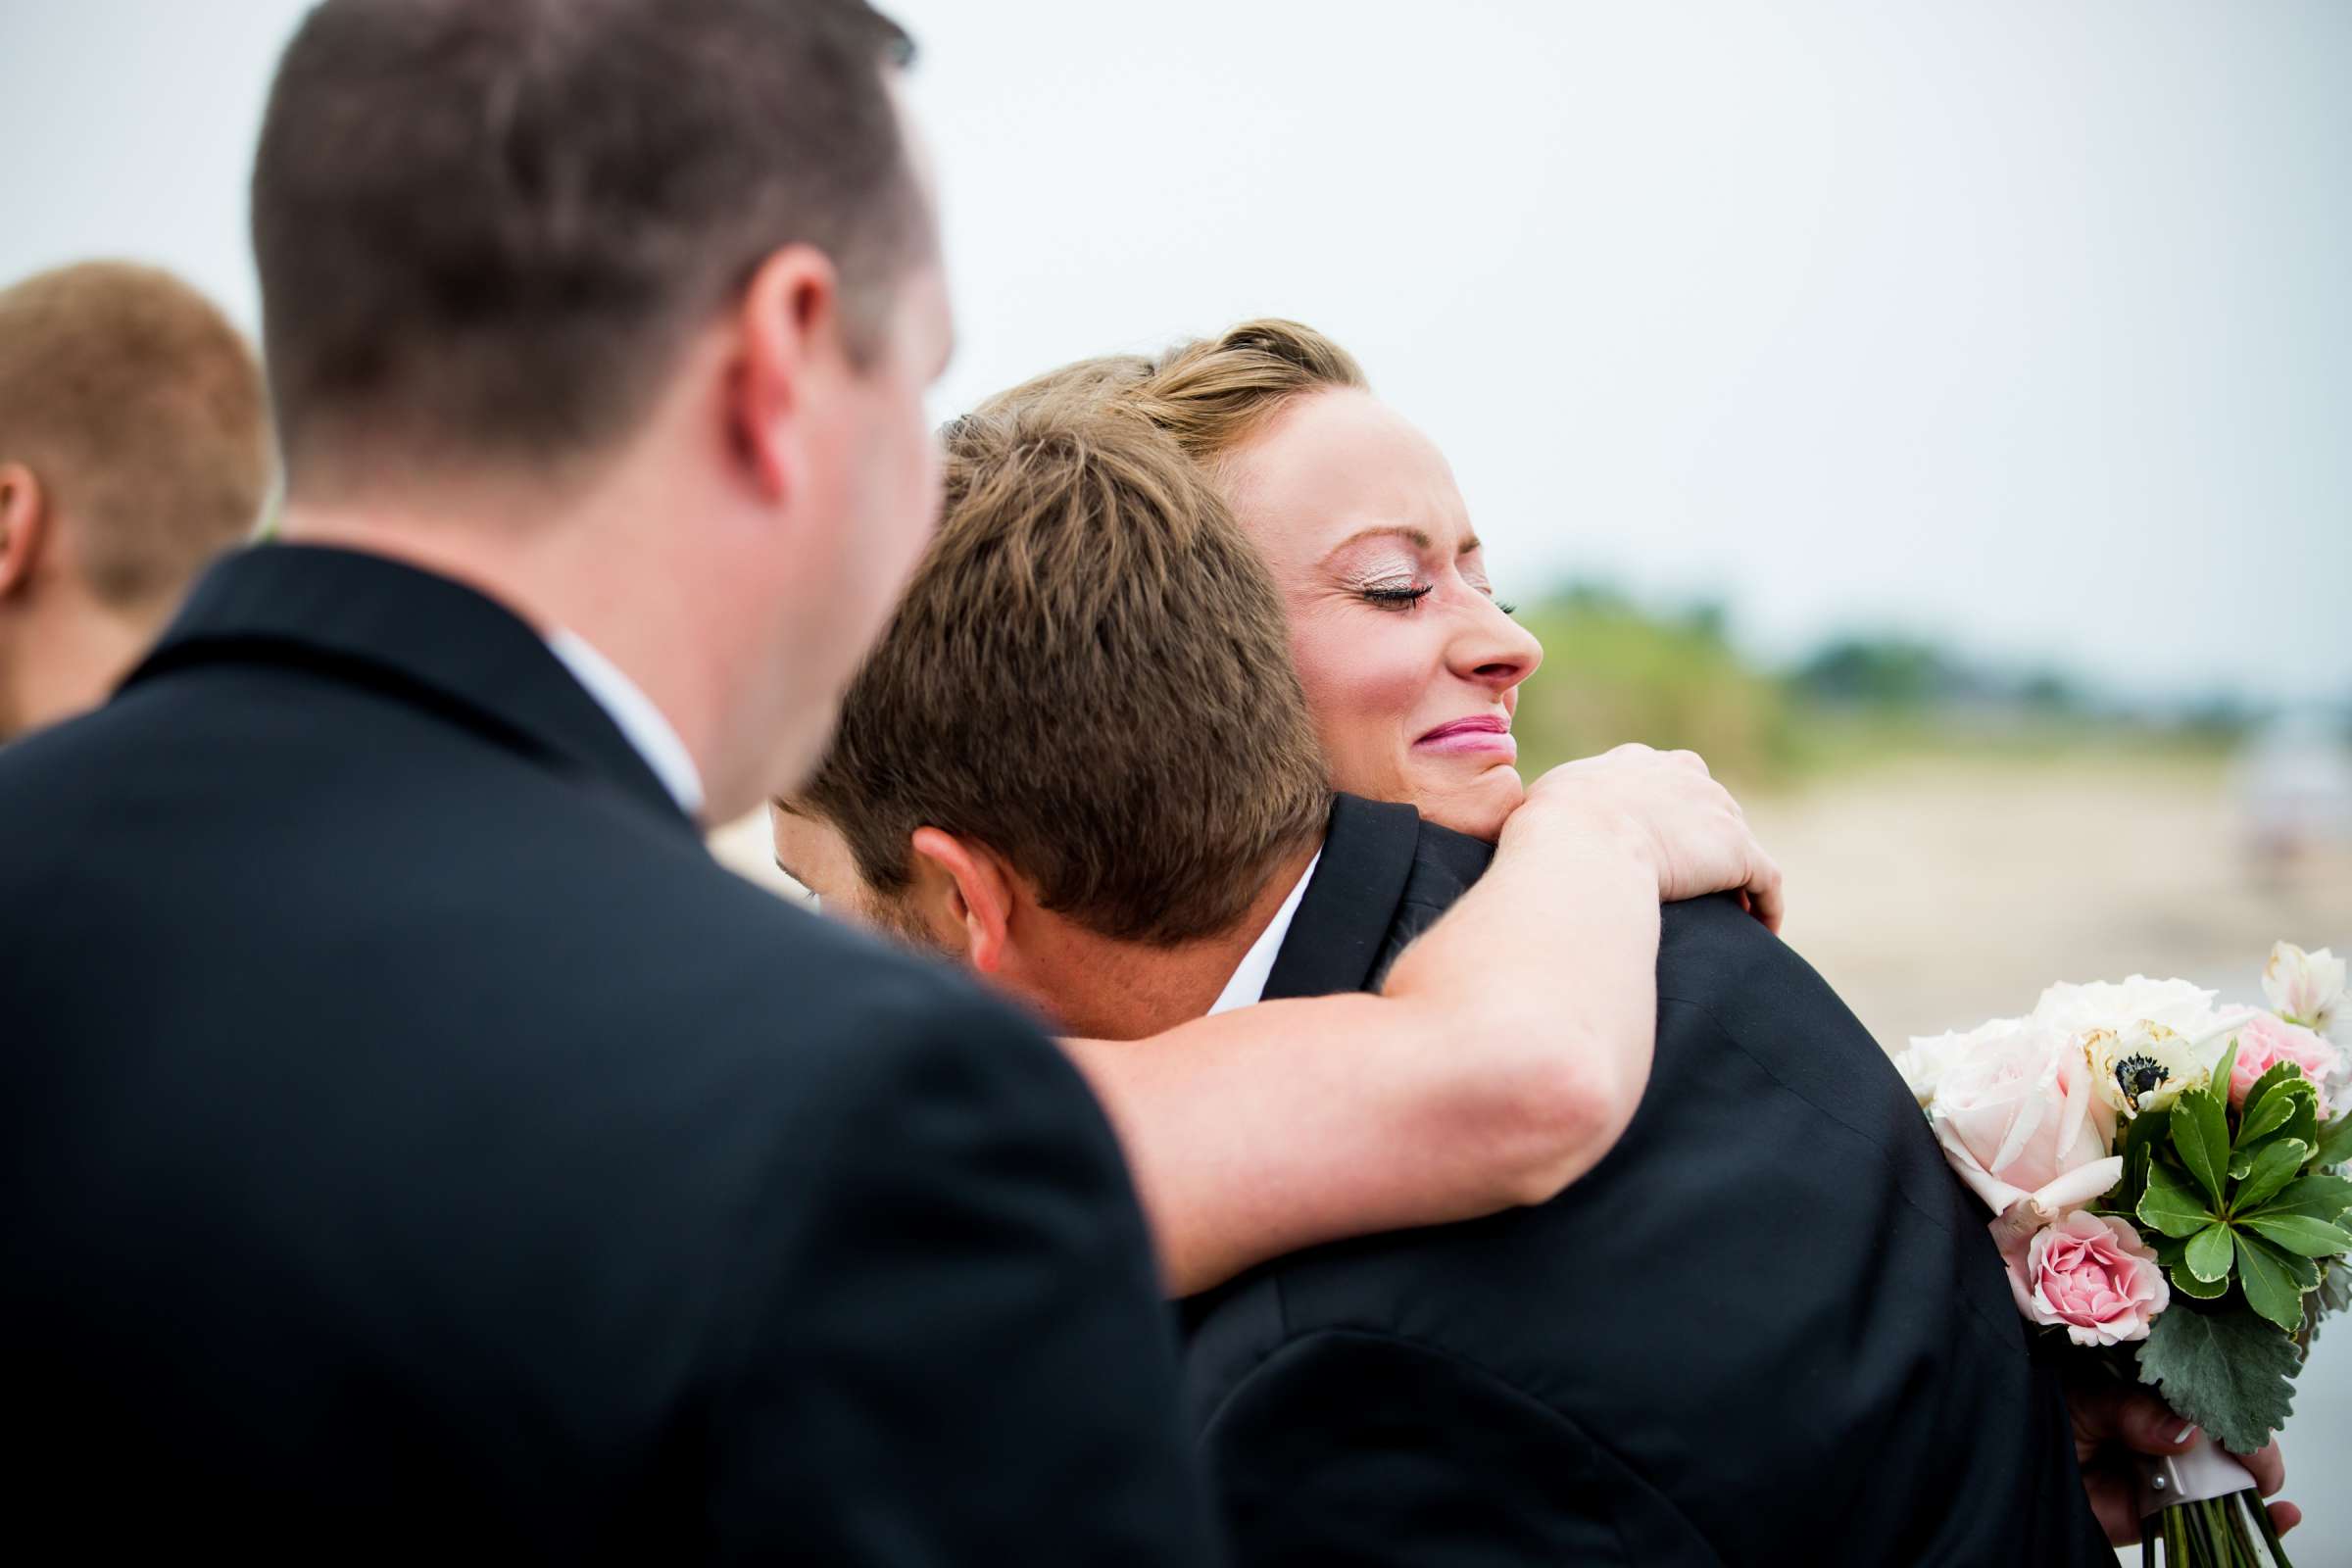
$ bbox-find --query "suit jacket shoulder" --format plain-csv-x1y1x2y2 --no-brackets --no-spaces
1184,793,2112,1567
0,546,1210,1561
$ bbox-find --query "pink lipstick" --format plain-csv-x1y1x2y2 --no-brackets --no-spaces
1414,713,1516,760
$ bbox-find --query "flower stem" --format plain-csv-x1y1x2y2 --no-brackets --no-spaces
2147,1491,2292,1567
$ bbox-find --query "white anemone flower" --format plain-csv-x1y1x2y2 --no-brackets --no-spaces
2082,1020,2213,1118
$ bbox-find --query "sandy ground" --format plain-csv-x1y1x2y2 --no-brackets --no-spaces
710,765,2352,1562
1743,758,2352,1054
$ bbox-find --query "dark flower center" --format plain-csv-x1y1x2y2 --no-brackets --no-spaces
2116,1054,2170,1107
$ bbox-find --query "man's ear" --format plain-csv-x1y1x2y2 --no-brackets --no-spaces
729,244,843,506
906,826,1017,974
0,462,48,601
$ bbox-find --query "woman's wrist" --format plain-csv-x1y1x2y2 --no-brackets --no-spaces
1499,788,1661,882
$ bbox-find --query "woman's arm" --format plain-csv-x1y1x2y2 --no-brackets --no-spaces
1063,745,1782,1296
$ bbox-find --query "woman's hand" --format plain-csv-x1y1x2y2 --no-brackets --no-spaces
1517,744,1784,931
2066,1380,2299,1545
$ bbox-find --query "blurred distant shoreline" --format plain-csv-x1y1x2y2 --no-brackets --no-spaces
1508,581,2347,794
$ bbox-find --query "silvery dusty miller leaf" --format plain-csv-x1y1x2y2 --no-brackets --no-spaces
2310,1265,2352,1349
2135,1304,2302,1454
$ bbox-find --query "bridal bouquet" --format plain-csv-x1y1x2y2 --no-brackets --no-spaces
1897,944,2349,1568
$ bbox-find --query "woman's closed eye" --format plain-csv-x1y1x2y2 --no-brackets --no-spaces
1358,581,1434,611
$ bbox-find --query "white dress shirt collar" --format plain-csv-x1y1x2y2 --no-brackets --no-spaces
545,628,706,818
1206,852,1322,1016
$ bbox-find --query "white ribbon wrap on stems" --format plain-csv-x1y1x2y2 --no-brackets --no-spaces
2135,1433,2260,1518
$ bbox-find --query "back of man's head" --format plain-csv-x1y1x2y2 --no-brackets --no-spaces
799,408,1331,947
252,0,922,495
0,261,271,739
248,0,953,821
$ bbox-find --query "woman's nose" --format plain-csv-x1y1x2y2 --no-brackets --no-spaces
1450,597,1544,691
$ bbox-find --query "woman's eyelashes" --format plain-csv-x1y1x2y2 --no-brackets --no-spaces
1357,581,1434,610
1351,579,1518,614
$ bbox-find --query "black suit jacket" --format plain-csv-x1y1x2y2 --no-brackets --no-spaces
0,545,1212,1562
1182,795,2110,1567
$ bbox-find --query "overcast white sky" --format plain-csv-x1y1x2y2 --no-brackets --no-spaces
4,0,2345,703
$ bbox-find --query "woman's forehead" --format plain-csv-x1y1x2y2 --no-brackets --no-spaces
1223,390,1471,563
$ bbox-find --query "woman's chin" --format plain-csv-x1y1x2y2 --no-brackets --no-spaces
1411,762,1525,844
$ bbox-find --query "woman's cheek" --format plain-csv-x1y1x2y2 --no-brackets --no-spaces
1303,689,1383,786
1299,642,1416,735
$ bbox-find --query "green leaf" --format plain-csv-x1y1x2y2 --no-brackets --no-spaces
2126,1104,2174,1160
2272,1085,2322,1163
2139,1159,2220,1239
2236,1231,2315,1333
2120,1105,2173,1212
2258,1173,2352,1224
2232,1140,2311,1214
2236,1065,2306,1147
2184,1222,2236,1283
2242,1213,2352,1257
2173,1089,2231,1205
2318,1113,2352,1171
2170,1263,2230,1299
2136,1302,2304,1453
2212,1037,2241,1103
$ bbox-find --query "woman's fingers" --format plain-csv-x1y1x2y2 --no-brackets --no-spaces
2230,1438,2285,1497
1745,854,1786,934
1523,750,1787,925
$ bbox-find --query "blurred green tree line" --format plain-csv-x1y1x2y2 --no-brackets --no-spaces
1508,583,2240,790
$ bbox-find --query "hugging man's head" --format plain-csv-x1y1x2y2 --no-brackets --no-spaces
778,404,1329,1036
994,320,1545,842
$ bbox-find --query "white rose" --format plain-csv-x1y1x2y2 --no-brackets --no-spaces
2032,976,2227,1044
1893,1024,1998,1107
1927,1018,2123,1221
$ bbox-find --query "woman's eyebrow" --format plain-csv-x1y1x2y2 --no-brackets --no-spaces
1320,524,1434,562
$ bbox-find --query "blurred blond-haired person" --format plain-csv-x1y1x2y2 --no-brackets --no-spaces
0,261,272,742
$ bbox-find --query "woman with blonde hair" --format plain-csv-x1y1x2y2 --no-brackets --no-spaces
1049,320,2290,1545
969,327,1789,1289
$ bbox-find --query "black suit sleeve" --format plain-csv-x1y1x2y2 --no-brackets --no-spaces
1200,1330,1715,1568
705,994,1215,1564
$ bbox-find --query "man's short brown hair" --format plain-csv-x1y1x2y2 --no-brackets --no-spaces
798,409,1330,946
0,261,271,610
251,0,922,490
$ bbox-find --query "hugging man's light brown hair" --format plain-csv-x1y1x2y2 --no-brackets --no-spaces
793,406,1330,946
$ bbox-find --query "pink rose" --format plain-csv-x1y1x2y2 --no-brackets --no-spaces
1998,1209,2171,1347
2229,1012,2341,1121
